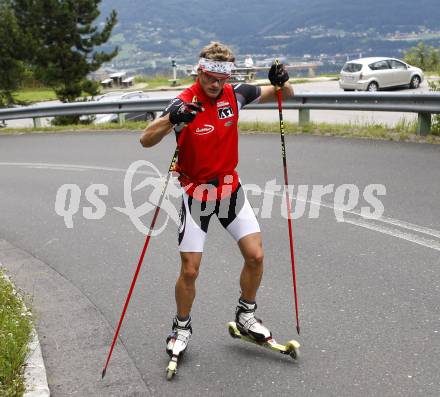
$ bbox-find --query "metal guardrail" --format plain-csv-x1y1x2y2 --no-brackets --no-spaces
0,92,439,135
0,99,168,120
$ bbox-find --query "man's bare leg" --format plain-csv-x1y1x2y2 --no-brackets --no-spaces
167,252,202,357
238,232,264,301
175,252,202,318
235,232,271,341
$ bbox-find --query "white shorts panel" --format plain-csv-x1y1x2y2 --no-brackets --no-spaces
225,194,260,242
178,192,207,252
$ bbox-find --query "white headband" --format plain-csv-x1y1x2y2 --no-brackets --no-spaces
198,57,234,76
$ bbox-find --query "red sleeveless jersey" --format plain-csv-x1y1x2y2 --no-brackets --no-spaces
174,81,240,201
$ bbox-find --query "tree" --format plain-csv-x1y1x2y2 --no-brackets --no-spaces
13,0,118,103
403,41,440,72
0,1,28,106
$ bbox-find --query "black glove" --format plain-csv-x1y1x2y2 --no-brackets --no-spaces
169,101,203,125
268,63,289,87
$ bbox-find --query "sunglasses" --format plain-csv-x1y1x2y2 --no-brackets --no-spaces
201,70,230,84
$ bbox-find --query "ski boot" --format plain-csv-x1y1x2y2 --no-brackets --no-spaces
227,298,300,360
166,316,192,380
235,298,272,342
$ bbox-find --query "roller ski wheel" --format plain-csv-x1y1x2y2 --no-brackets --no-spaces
165,336,185,381
166,370,174,381
227,321,300,360
286,341,300,360
165,316,192,380
166,356,178,381
165,350,187,381
228,322,240,339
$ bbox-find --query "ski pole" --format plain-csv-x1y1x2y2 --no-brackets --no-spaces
101,97,201,378
275,60,300,335
101,147,179,379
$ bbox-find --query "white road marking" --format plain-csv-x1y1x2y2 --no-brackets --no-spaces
369,215,440,240
1,161,439,252
24,165,86,172
0,162,155,175
266,190,440,252
307,196,440,240
344,218,440,252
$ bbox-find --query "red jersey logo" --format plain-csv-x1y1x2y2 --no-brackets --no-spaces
194,124,214,135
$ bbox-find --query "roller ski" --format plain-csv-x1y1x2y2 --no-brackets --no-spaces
165,316,192,380
227,298,300,360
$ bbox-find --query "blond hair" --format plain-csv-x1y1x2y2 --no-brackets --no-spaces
199,42,235,63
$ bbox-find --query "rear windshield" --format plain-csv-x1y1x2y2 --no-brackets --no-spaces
342,63,362,73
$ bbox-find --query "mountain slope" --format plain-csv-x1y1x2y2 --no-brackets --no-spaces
98,0,440,65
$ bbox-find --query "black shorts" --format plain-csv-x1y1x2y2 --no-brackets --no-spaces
178,184,260,252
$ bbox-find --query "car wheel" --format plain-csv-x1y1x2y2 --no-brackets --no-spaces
367,82,379,92
410,75,421,89
146,112,156,121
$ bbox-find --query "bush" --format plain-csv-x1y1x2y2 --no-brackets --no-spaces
51,115,81,126
403,42,440,72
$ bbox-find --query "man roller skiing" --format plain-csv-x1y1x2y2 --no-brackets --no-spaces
140,42,293,358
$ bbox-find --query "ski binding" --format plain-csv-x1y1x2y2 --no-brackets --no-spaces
227,321,300,360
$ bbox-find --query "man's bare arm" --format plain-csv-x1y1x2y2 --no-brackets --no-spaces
259,83,294,103
140,114,173,148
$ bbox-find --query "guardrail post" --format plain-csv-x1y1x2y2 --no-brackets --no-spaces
417,112,431,136
33,117,42,128
299,108,310,126
118,113,126,125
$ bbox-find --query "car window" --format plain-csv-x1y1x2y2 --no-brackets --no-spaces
342,63,362,73
97,92,122,101
122,93,141,99
388,60,407,70
369,61,390,70
121,91,143,99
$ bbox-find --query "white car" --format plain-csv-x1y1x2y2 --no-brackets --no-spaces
83,91,156,124
339,57,424,92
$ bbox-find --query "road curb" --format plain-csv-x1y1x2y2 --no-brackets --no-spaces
0,269,50,396
24,331,51,397
0,238,151,396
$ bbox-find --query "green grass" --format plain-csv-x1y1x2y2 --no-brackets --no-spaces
292,77,337,84
238,119,440,144
290,78,312,84
1,119,440,143
14,88,57,103
0,271,33,397
316,73,339,78
255,76,339,86
0,121,147,134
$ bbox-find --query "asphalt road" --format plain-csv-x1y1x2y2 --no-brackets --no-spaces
0,131,439,396
3,79,430,129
